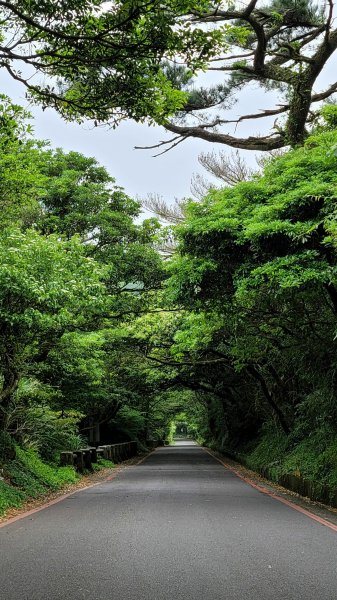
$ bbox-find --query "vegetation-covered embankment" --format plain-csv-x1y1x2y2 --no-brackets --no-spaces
0,446,79,517
226,426,337,507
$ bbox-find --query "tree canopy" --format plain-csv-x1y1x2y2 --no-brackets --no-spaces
2,1,337,152
0,99,167,448
158,122,337,446
161,0,337,151
124,116,337,454
2,57,337,505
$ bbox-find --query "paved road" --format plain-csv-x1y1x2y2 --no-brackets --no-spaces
1,443,337,600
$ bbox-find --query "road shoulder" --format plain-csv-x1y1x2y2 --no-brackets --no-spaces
206,448,337,529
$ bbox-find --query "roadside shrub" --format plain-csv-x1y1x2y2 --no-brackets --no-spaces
0,480,26,516
5,459,47,497
92,457,114,472
15,447,78,489
4,447,78,500
240,422,337,490
8,405,84,461
242,422,289,478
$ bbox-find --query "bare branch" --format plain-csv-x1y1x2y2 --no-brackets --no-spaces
135,135,181,151
141,193,186,224
243,1,259,18
190,172,213,201
198,150,255,186
326,0,334,38
152,137,186,157
209,52,255,63
135,134,187,156
312,81,337,103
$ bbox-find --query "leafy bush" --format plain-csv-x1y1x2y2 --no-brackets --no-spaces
3,446,78,508
92,457,114,472
281,435,337,487
244,426,288,465
0,446,78,516
241,423,337,489
8,404,85,462
5,459,47,497
15,447,78,489
0,480,26,516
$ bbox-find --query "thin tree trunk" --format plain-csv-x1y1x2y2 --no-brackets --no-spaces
0,370,20,431
247,366,290,434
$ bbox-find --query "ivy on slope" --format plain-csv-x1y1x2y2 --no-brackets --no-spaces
0,447,78,517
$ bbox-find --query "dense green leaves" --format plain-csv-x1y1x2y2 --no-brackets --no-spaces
160,127,337,447
0,101,167,446
2,78,337,504
0,227,107,429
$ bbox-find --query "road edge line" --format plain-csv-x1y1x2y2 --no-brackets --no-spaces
203,447,337,534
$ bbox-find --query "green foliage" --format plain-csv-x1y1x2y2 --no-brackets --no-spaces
166,421,177,445
111,406,145,441
10,404,85,462
0,226,107,430
13,447,78,489
0,446,78,515
5,460,47,497
0,97,47,230
38,332,108,415
242,423,290,480
242,423,337,490
0,0,333,154
96,457,115,469
0,227,105,332
0,480,26,516
153,128,337,471
0,104,165,440
320,104,337,130
37,148,140,247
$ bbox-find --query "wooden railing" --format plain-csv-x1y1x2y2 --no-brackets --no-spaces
60,441,138,472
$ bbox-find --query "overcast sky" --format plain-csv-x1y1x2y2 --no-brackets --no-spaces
0,45,335,207
0,68,282,205
0,71,215,205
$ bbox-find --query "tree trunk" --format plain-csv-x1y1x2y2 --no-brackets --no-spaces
247,366,290,435
0,370,20,432
324,283,337,316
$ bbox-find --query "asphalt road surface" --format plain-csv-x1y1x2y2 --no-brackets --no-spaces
1,442,337,600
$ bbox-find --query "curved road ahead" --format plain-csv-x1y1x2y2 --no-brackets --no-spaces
1,442,337,599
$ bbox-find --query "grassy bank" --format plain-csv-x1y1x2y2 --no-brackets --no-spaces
0,447,113,517
228,423,337,506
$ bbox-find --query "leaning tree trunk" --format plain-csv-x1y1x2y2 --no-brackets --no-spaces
0,369,20,432
247,366,290,435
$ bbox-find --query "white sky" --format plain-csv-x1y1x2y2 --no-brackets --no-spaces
0,44,336,206
0,71,212,204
